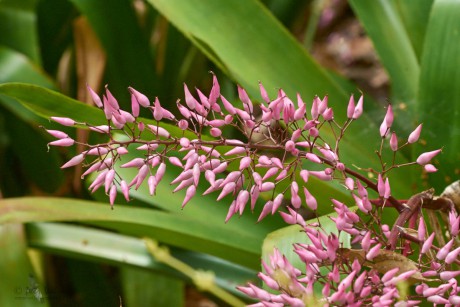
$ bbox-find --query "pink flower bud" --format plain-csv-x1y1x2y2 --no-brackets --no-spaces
322,107,334,121
408,124,422,143
210,127,222,137
384,178,391,199
238,85,253,114
366,243,381,261
352,95,363,119
260,182,275,192
138,121,145,131
155,162,166,184
46,129,69,139
182,185,196,208
131,93,140,117
224,147,246,156
120,110,135,123
300,169,309,182
129,87,150,107
390,132,398,151
250,185,260,211
418,216,426,241
303,187,317,211
257,200,273,222
305,153,321,164
86,84,103,108
239,156,252,170
120,180,130,201
311,96,319,119
236,190,250,215
104,169,116,193
272,193,284,214
384,104,394,127
121,158,145,168
48,138,75,147
416,149,442,165
421,233,435,254
148,175,157,195
377,174,385,197
61,153,84,168
147,125,170,138
424,164,437,173
436,238,454,260
224,114,233,124
90,125,110,133
379,121,388,137
153,97,163,121
178,119,188,130
347,95,355,119
309,127,319,137
135,164,150,189
259,81,270,103
217,182,236,200
220,95,236,115
51,116,76,126
109,184,117,207
345,177,354,190
309,170,332,181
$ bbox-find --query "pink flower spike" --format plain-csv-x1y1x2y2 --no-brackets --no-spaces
51,116,76,126
416,149,442,165
347,95,355,119
129,87,150,107
390,132,398,151
61,154,84,169
424,164,438,173
86,84,103,108
408,124,422,143
120,180,130,201
182,185,196,208
366,243,381,261
109,184,117,208
352,95,363,119
48,138,75,147
421,232,435,254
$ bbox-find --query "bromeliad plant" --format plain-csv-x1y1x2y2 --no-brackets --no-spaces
46,75,460,306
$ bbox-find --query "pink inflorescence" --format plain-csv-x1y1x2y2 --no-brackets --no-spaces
47,76,459,305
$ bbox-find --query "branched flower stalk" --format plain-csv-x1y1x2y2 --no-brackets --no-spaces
46,75,460,306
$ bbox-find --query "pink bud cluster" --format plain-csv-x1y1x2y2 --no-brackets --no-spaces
240,196,460,306
46,76,455,305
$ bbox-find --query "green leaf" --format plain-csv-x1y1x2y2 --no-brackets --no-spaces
0,223,48,307
416,0,460,191
0,197,263,268
26,222,257,296
0,1,41,63
121,267,184,307
69,0,158,102
0,83,105,124
349,0,419,105
393,0,433,61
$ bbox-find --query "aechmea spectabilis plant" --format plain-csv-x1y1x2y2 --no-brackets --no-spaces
46,76,460,305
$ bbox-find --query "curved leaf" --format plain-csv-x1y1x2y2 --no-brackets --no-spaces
417,0,460,191
0,197,264,268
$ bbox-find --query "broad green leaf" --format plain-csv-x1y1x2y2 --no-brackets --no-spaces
417,0,460,191
0,197,262,268
69,0,158,102
121,267,184,307
0,1,40,63
349,0,419,107
0,223,48,307
0,83,105,124
26,222,257,296
393,0,433,61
